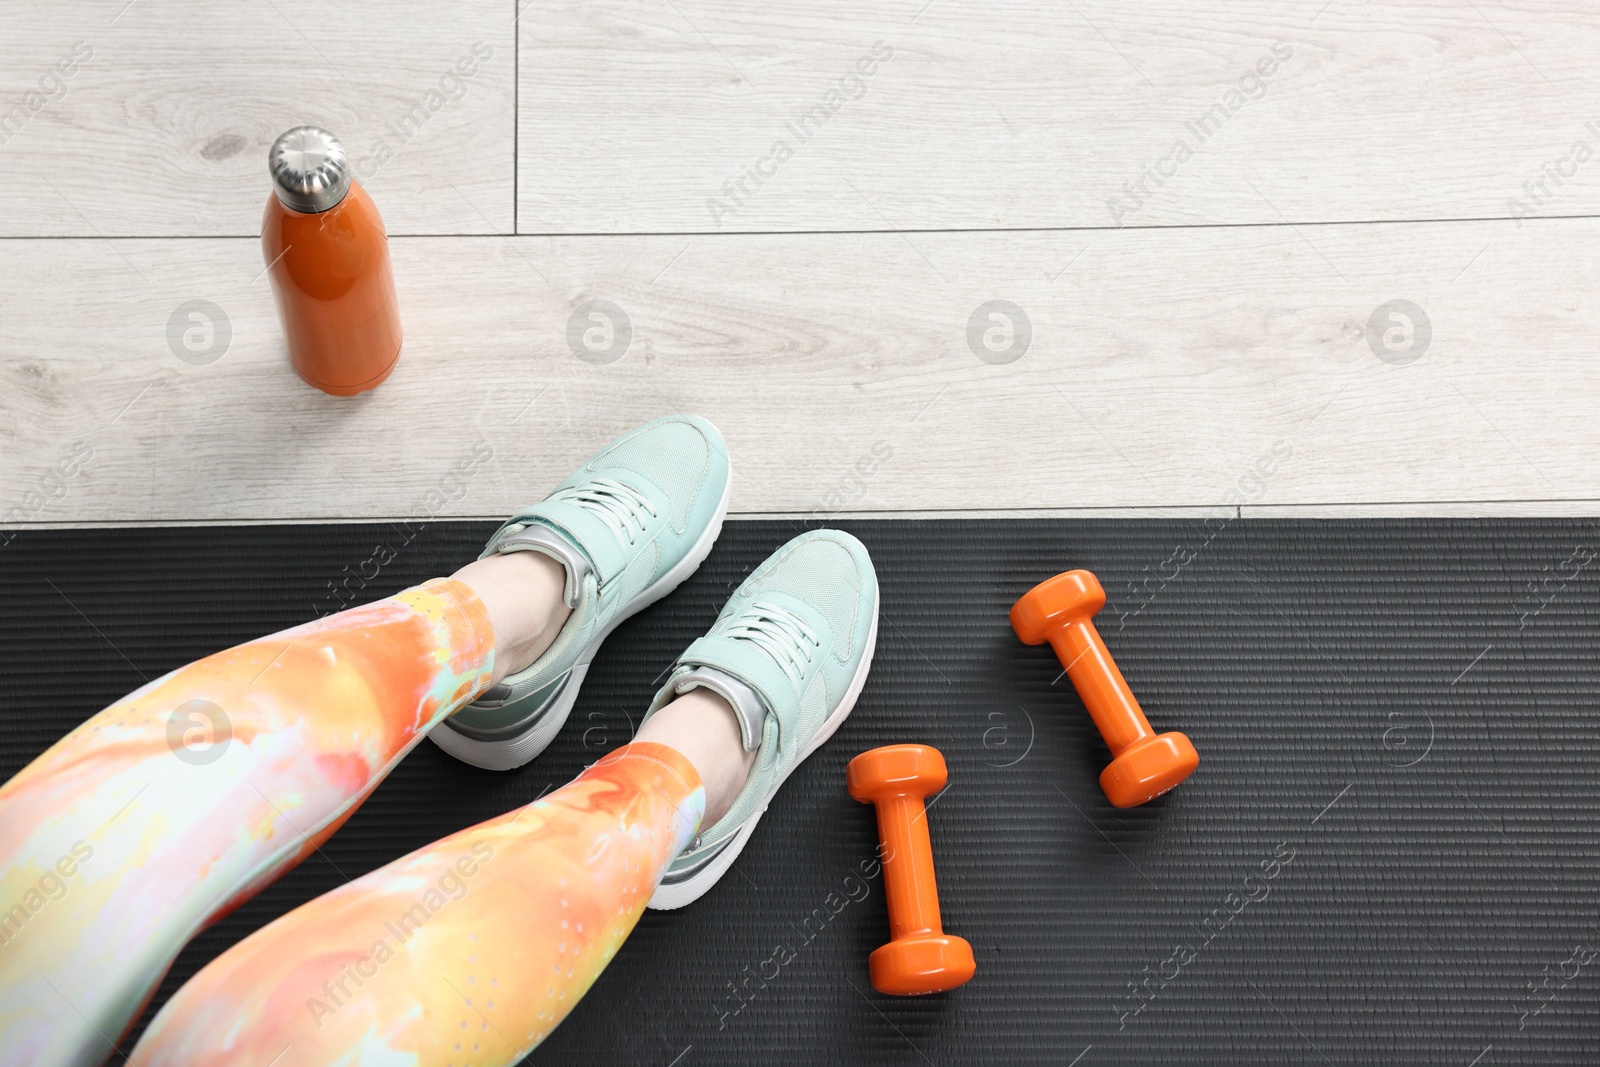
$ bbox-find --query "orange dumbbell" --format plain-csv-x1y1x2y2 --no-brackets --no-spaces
846,744,976,996
1011,569,1199,807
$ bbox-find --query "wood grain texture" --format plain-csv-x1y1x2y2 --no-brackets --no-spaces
517,0,1600,233
1,217,1594,523
0,1,514,237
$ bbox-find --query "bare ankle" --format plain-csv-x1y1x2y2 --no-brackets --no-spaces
452,551,573,684
635,689,757,826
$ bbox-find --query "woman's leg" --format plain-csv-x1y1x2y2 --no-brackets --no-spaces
0,554,568,1067
126,738,713,1065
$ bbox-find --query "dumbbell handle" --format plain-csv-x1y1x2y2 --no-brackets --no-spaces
874,794,943,942
1049,619,1154,756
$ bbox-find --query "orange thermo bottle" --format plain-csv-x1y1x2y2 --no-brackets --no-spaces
262,126,402,396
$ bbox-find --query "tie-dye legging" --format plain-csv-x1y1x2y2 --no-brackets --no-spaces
0,578,705,1067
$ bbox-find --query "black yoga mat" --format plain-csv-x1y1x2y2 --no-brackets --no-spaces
3,517,1600,1065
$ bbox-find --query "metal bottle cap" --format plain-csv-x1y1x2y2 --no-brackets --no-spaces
268,126,350,213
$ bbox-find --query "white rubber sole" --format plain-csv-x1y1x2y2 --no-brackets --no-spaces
646,600,880,910
429,468,733,771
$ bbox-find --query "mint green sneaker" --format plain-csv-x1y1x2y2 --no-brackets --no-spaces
644,529,879,909
431,415,731,770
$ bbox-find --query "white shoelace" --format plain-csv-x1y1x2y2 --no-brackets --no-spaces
725,601,821,686
554,477,658,545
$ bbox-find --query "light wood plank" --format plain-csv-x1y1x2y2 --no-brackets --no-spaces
518,0,1600,232
0,1,514,237
11,2,1595,238
0,217,1595,524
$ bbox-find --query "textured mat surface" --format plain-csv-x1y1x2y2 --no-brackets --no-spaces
3,518,1600,1065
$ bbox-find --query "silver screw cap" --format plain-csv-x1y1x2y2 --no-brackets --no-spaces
268,126,350,213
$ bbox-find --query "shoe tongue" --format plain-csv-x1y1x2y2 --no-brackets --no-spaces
674,667,769,752
495,524,592,608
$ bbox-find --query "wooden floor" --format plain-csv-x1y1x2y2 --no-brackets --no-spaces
2,1,1596,523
